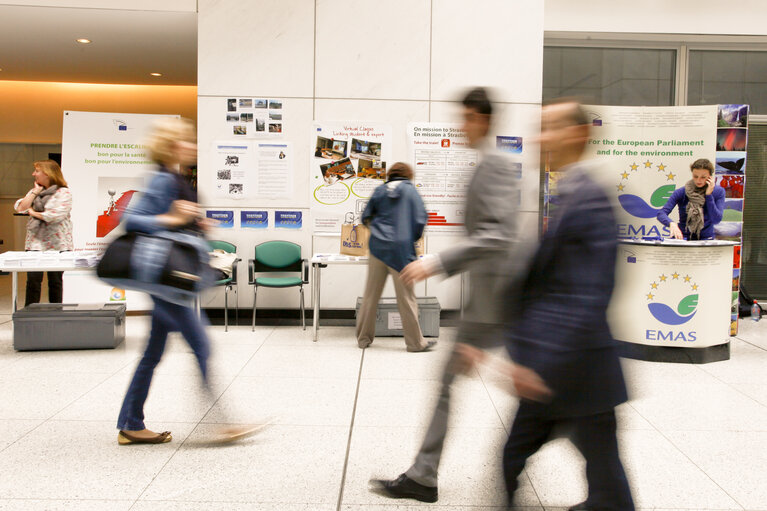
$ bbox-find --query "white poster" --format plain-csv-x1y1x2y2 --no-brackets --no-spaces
310,122,392,233
407,122,480,232
212,141,253,199
581,105,717,239
61,111,178,309
257,142,293,198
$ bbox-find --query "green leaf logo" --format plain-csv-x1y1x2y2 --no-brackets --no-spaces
650,185,676,207
677,294,699,315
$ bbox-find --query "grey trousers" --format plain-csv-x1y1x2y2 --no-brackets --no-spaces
405,321,501,487
356,254,427,351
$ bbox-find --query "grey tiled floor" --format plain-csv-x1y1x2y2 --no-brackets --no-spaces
0,304,766,510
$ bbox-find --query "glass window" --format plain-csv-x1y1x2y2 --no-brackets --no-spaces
543,47,676,106
688,50,767,114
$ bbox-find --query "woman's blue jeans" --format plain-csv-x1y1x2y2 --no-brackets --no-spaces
117,297,210,431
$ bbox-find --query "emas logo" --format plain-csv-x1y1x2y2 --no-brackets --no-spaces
645,271,699,343
617,160,676,219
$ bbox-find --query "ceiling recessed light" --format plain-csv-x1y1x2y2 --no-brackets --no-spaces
76,38,91,44
150,72,162,77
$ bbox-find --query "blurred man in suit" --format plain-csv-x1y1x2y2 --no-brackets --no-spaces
370,87,529,503
502,99,635,511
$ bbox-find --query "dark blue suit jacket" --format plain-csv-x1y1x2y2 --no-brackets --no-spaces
507,161,627,418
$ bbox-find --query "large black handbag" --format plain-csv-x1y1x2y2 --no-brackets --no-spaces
96,230,214,304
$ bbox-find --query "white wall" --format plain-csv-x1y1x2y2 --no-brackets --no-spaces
198,0,544,310
0,0,196,11
544,0,767,36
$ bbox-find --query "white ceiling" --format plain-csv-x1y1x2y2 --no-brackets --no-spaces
0,4,197,85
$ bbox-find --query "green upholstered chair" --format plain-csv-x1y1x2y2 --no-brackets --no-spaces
248,241,308,331
208,240,240,332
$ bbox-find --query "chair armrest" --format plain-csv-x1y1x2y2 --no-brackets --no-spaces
302,258,309,284
248,259,255,285
231,258,241,285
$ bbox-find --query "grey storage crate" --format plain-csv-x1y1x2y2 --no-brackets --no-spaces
355,296,440,337
13,303,126,351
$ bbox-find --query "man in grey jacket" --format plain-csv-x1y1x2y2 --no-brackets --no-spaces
371,87,532,503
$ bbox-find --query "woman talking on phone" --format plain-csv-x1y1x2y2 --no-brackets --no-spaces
656,158,725,240
14,160,73,305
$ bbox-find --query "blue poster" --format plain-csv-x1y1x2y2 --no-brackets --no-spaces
496,136,523,154
241,210,268,229
206,210,234,228
275,210,302,229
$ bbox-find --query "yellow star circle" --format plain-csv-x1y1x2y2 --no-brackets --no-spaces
617,184,625,191
630,163,638,171
647,293,655,300
644,160,652,168
650,282,659,289
621,171,629,179
667,172,676,181
672,272,680,280
659,274,667,282
683,275,691,282
657,163,666,171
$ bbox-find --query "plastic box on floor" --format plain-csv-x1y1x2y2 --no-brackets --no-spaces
355,296,440,337
12,303,126,351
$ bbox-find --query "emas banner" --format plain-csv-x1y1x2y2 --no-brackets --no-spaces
609,243,733,348
583,105,717,239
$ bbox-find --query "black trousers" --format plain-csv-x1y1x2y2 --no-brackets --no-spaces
25,271,63,306
503,402,634,511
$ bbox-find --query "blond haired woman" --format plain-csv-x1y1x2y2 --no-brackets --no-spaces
14,160,73,305
116,118,254,445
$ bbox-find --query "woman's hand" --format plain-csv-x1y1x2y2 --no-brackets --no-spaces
158,200,201,228
196,217,219,231
705,175,715,195
32,183,45,195
169,200,200,223
27,210,43,220
669,222,684,240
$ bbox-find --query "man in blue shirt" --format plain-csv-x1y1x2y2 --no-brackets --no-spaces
656,158,725,240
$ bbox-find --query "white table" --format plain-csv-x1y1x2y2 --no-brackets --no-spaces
310,253,467,342
311,254,368,341
0,251,99,312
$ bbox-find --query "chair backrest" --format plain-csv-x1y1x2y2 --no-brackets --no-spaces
254,241,302,272
209,240,237,254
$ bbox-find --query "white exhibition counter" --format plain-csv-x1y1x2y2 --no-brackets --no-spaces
608,239,737,363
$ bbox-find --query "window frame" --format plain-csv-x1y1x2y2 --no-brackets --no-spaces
545,32,767,108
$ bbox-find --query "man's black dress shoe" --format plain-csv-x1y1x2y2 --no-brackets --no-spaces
568,502,594,511
369,473,438,503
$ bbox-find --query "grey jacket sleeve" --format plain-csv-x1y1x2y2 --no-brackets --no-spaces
438,153,521,277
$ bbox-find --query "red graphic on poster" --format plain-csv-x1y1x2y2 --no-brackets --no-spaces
426,212,462,227
97,190,138,237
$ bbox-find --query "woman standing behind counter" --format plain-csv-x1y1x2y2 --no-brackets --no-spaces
657,158,725,240
13,160,73,305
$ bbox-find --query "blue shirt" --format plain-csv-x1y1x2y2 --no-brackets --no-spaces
361,178,427,272
656,186,725,240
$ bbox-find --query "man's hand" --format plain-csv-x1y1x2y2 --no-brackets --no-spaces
510,364,553,403
400,259,434,286
448,343,487,375
669,222,684,240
